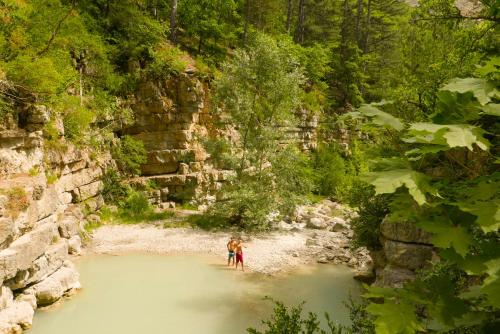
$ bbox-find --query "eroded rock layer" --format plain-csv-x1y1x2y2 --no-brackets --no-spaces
0,110,107,333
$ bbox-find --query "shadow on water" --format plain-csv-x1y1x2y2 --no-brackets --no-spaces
28,254,360,334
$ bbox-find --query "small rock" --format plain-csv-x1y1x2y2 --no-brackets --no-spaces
86,214,101,224
68,236,82,255
276,221,293,231
307,217,328,229
317,257,329,264
306,238,318,246
178,163,190,175
32,185,45,201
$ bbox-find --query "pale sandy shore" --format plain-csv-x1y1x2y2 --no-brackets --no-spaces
86,225,319,275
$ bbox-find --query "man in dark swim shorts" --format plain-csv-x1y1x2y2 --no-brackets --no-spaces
227,237,236,266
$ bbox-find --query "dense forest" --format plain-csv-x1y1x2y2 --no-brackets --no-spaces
0,0,499,333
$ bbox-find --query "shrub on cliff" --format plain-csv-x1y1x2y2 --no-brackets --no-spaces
112,135,147,176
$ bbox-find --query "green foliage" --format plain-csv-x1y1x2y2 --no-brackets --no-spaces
62,104,94,143
145,43,188,79
348,183,390,250
0,186,29,218
102,170,128,203
351,71,500,332
178,0,240,56
112,135,147,176
120,189,150,216
311,143,353,200
247,299,349,334
202,138,237,170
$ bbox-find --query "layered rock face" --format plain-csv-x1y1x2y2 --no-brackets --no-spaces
372,218,435,287
0,110,106,333
124,73,231,204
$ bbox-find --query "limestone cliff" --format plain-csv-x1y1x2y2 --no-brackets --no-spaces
0,107,107,333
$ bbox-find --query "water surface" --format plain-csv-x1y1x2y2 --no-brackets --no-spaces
28,255,359,334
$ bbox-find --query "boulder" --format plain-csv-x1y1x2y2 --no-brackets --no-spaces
68,236,82,255
374,265,416,288
4,240,68,290
353,262,375,283
383,239,433,270
330,217,349,232
58,215,81,239
0,300,35,332
32,263,80,306
27,105,50,125
0,223,57,282
0,287,13,311
307,217,329,229
0,218,14,249
380,219,432,244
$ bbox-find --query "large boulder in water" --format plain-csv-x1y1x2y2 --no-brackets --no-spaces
30,262,80,306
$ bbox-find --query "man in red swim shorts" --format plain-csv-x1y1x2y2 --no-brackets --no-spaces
235,239,244,272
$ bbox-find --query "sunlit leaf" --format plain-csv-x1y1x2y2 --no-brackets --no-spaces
404,123,490,151
366,301,423,334
357,104,404,131
418,217,472,257
481,259,500,308
481,104,500,116
441,78,497,105
362,169,436,205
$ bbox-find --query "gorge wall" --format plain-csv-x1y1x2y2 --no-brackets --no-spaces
0,107,107,333
124,72,233,205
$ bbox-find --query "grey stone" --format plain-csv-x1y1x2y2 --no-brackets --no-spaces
4,241,68,290
374,265,416,288
0,218,14,249
0,287,13,311
68,236,82,255
32,263,80,306
307,217,328,229
0,300,34,332
383,239,433,270
380,219,432,244
0,223,57,282
58,215,80,239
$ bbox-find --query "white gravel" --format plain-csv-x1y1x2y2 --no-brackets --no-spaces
87,225,314,275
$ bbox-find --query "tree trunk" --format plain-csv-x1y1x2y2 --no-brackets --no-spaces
198,34,203,54
286,0,293,34
243,0,251,45
295,0,306,44
355,0,363,47
170,0,178,43
362,0,372,53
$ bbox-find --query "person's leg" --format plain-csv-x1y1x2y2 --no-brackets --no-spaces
227,253,230,266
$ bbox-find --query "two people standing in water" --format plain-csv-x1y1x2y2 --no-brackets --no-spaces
227,237,244,272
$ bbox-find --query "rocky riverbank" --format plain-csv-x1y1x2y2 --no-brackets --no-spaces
87,200,373,278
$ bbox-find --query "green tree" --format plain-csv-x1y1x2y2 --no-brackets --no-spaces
212,32,310,228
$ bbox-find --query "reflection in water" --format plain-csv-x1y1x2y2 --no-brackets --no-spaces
28,255,360,334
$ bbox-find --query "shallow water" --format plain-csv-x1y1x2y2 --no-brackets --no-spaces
28,255,360,334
